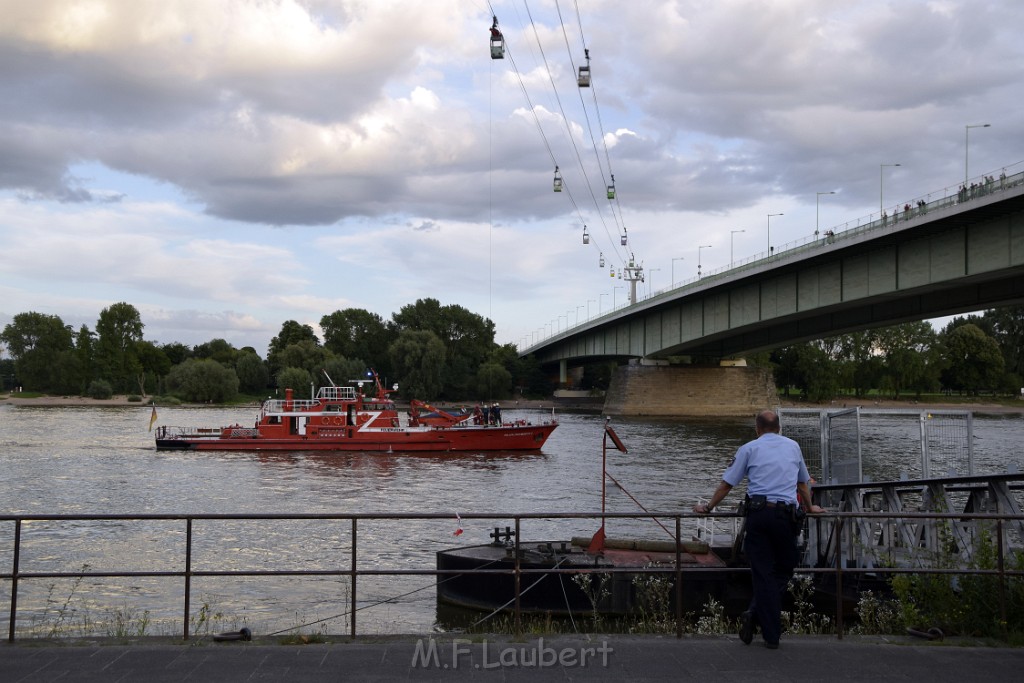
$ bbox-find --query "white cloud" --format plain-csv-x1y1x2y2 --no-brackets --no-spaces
1,0,1022,352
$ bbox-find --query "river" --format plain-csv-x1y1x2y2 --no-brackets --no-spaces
1,403,1021,637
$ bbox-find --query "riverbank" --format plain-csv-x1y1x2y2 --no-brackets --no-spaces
4,393,1023,414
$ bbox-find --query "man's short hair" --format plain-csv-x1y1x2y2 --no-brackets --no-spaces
756,410,780,433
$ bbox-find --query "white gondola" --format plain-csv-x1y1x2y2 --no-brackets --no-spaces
599,252,605,267
553,166,563,192
582,225,590,244
578,49,591,87
620,234,627,246
490,17,504,59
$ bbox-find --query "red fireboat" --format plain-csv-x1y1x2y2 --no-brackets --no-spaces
154,371,557,452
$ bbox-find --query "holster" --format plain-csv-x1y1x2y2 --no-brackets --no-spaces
744,494,766,514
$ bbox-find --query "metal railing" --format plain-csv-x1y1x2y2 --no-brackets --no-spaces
2,510,1023,642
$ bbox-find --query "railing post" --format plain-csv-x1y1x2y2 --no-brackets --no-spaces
997,519,1007,641
514,516,521,637
834,515,844,639
183,517,192,640
350,518,357,639
8,519,21,642
675,516,683,638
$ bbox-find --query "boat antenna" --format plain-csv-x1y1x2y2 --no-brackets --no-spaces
322,369,338,387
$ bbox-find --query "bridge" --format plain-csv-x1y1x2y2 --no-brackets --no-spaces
521,169,1024,415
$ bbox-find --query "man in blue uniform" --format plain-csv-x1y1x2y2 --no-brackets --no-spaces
693,409,824,649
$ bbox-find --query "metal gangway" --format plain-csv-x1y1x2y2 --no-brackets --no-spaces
780,408,1023,571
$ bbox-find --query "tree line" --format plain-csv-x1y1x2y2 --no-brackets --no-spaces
770,308,1024,402
0,299,552,402
2,301,1022,404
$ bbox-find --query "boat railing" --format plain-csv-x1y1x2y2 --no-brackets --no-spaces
2,506,1022,643
263,398,322,413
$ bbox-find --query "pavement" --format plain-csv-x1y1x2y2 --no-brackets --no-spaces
2,633,1021,682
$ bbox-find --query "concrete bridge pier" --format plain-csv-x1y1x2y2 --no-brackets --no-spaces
602,362,778,417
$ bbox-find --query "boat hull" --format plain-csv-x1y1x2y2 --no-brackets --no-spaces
155,423,557,452
436,539,751,618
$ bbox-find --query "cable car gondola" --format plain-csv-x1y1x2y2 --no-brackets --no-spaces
578,49,591,87
490,16,504,59
582,225,590,244
553,166,563,192
607,174,616,199
599,252,605,267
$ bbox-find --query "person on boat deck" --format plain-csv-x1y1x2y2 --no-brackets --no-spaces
491,402,501,425
693,409,825,650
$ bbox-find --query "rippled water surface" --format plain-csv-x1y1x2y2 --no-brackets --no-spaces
1,403,1021,636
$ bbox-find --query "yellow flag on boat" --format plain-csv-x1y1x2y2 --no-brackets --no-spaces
148,406,158,432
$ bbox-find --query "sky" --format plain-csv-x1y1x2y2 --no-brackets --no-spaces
1,0,1022,358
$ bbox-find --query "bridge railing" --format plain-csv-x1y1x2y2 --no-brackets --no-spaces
522,161,1024,352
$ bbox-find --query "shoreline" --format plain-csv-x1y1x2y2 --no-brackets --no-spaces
3,393,1023,415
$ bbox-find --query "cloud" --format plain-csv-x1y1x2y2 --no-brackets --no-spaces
1,0,1022,352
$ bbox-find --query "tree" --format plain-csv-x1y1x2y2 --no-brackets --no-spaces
193,338,238,365
160,342,193,366
267,321,319,377
985,306,1024,379
322,356,368,388
391,299,495,399
135,341,171,396
165,358,240,403
388,329,445,399
236,351,270,394
476,362,512,399
836,331,882,397
940,324,1004,395
276,339,329,378
73,325,96,394
276,367,313,398
95,302,144,393
321,308,393,376
875,322,940,399
0,312,74,391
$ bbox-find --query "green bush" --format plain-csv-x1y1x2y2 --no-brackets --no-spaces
127,395,143,402
87,380,113,400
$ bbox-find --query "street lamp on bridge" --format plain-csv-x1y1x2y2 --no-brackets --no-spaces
599,293,608,315
965,123,991,184
697,244,712,277
767,213,782,255
671,256,684,286
816,191,835,238
880,163,900,215
647,268,660,297
730,230,744,265
613,285,624,308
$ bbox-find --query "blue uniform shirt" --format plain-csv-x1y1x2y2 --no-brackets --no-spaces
722,432,811,505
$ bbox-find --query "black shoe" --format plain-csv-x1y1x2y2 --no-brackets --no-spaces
738,611,754,645
766,642,779,650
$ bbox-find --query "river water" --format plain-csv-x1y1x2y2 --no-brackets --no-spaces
1,404,1022,637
